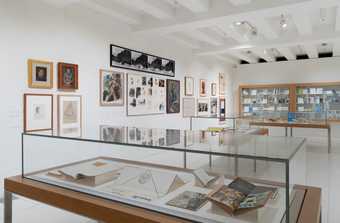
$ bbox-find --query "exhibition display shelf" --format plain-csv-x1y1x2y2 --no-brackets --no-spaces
10,127,309,223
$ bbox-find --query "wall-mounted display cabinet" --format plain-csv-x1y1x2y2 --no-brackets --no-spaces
239,82,340,122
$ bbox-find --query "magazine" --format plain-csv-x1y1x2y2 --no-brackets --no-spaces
166,191,207,211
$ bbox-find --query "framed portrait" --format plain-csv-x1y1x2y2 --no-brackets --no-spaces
166,79,181,114
58,63,78,90
100,125,126,143
58,95,82,137
24,94,53,132
182,97,195,117
197,98,209,116
211,83,217,96
184,76,194,96
210,97,218,116
28,59,53,89
100,69,124,106
219,73,225,96
200,79,207,97
219,98,226,121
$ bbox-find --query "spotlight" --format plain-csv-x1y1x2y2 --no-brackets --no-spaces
280,14,288,29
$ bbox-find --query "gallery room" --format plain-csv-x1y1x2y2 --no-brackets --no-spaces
1,0,340,222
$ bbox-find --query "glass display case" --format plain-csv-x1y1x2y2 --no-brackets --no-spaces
22,126,306,223
188,114,240,130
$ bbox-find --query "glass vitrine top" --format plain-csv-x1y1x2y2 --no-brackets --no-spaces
24,126,305,162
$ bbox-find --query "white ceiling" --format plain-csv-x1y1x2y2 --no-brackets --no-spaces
42,0,340,65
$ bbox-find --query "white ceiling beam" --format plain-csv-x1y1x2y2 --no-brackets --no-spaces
303,44,319,58
215,55,239,65
291,12,313,35
82,0,140,24
186,30,223,46
255,19,278,39
277,47,296,60
215,24,248,43
251,49,275,62
336,6,340,31
134,0,340,35
194,30,340,56
167,35,201,49
175,0,210,13
116,0,174,19
229,51,257,63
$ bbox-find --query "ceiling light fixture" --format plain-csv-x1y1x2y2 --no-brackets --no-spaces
280,14,288,29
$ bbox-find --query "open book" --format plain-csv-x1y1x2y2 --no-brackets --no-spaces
208,178,277,215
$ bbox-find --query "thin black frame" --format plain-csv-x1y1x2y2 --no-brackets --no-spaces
110,44,175,77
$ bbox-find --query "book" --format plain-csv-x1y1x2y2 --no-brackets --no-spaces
193,169,217,187
166,191,207,211
208,178,276,216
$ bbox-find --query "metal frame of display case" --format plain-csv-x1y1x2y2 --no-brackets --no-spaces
5,130,309,223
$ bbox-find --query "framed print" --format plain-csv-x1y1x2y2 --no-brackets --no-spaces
183,97,195,117
166,79,180,114
219,98,226,121
219,73,225,96
24,94,53,132
200,79,207,97
58,63,78,90
210,97,218,116
197,98,209,116
58,95,82,137
211,83,217,96
100,69,124,106
110,44,175,77
127,73,166,116
184,76,194,96
100,125,126,143
28,59,53,89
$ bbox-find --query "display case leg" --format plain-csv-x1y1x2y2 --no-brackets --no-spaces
4,190,12,223
290,128,293,137
209,155,212,168
328,127,331,153
285,127,288,137
183,152,187,169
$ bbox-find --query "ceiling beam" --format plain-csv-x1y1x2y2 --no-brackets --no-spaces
186,30,223,46
229,51,257,63
251,49,275,62
291,12,313,35
215,24,248,43
175,0,210,13
82,0,141,24
134,0,340,35
167,35,201,49
215,55,239,65
194,29,340,56
116,0,174,19
277,47,296,60
303,44,319,58
255,18,278,39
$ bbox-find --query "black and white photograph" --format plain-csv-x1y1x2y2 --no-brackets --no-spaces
100,69,124,106
166,129,181,146
100,126,126,143
110,44,175,77
210,98,218,116
197,98,209,116
166,191,207,211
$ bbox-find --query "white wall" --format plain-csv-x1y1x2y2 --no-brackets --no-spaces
0,0,232,188
232,57,340,142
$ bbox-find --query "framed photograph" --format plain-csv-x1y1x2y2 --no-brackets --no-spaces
210,97,218,116
166,79,180,114
211,83,217,96
100,125,126,143
100,69,124,106
219,98,226,121
127,73,166,116
28,59,53,89
219,73,225,96
200,79,207,97
58,95,82,137
58,63,78,90
110,44,175,77
197,98,209,116
24,94,53,132
184,76,194,96
183,97,195,117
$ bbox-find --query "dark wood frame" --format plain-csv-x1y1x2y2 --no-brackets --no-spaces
27,59,53,89
99,69,125,106
184,76,194,96
58,62,79,90
110,44,175,77
57,94,82,137
166,79,181,114
23,93,53,132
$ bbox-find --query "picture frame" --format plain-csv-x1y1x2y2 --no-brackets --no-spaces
210,97,218,116
200,79,207,97
100,69,124,106
182,97,195,118
58,95,82,137
211,83,217,96
219,73,225,96
100,125,127,143
28,59,53,89
184,76,194,96
58,63,78,90
219,98,226,121
197,98,209,116
24,93,53,132
110,44,175,77
166,79,181,114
